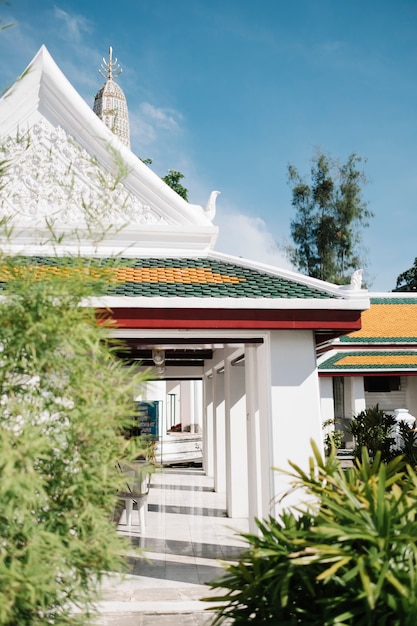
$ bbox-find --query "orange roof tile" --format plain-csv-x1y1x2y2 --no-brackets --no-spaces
342,302,417,342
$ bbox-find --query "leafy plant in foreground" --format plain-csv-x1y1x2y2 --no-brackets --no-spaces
0,256,147,625
205,444,417,625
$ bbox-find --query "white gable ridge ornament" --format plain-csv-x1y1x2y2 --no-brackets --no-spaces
0,45,218,254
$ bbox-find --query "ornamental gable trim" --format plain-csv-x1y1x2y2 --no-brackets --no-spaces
0,45,218,253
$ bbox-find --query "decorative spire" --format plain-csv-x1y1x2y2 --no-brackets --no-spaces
93,46,130,148
99,46,122,81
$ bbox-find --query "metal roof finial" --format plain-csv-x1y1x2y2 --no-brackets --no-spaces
99,46,122,81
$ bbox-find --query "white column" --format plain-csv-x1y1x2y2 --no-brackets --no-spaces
224,355,248,518
320,377,335,425
166,381,180,430
245,343,269,532
264,330,324,515
350,377,366,415
202,373,214,477
180,380,192,430
213,367,226,493
193,380,203,432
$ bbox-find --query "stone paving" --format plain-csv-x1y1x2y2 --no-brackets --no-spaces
94,467,247,626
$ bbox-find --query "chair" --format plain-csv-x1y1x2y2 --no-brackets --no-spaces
117,461,151,529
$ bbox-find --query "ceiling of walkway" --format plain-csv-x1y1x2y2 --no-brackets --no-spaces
112,337,259,374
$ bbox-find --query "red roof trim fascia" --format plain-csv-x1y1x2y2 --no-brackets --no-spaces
102,308,362,331
319,372,417,377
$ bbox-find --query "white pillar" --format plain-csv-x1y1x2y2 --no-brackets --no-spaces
193,380,203,432
319,377,335,425
203,374,214,477
166,380,180,430
351,377,366,415
245,343,270,532
224,355,248,518
180,380,192,430
263,330,324,515
213,367,226,493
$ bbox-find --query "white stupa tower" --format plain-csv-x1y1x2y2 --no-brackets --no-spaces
93,47,130,148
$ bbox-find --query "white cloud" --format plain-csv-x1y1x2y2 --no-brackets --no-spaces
140,102,181,131
53,8,91,42
129,102,184,158
214,210,294,270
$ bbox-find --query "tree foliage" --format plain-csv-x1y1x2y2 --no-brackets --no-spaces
0,255,148,625
287,152,371,284
394,257,417,291
140,158,189,201
162,169,188,201
0,126,150,624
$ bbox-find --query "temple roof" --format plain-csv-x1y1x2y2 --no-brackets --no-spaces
0,45,218,254
0,45,370,327
319,350,417,373
318,295,417,373
0,255,338,300
339,297,417,343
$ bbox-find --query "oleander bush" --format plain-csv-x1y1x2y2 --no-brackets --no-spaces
0,256,147,625
206,443,417,625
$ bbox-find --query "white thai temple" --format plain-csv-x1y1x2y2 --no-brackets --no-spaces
0,45,370,529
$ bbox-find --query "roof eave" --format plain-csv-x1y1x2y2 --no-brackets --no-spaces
86,295,370,310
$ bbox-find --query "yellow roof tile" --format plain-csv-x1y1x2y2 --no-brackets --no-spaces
338,354,417,366
348,304,417,339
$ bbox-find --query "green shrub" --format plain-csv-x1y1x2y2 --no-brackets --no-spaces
322,418,344,455
347,405,397,462
0,257,146,625
206,443,417,625
347,405,417,465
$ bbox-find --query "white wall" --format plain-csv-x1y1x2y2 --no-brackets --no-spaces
319,377,335,425
406,377,417,417
267,330,323,514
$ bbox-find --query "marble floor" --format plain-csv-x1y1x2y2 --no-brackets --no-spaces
94,467,249,626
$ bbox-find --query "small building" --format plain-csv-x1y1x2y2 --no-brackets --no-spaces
318,293,417,446
0,45,370,527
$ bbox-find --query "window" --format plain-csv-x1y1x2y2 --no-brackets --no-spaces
364,376,401,392
333,377,345,419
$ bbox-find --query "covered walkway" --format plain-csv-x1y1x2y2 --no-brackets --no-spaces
95,467,248,625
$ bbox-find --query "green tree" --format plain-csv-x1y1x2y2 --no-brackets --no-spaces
139,158,189,201
394,258,417,291
162,168,188,201
287,152,371,284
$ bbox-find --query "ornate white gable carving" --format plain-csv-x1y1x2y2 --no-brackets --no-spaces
0,120,168,226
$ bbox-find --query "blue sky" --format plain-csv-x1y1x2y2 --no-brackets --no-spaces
1,0,416,291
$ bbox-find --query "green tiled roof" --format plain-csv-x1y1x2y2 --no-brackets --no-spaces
319,350,417,371
370,297,417,304
0,256,337,300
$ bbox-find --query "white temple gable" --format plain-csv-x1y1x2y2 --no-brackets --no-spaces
0,46,218,255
